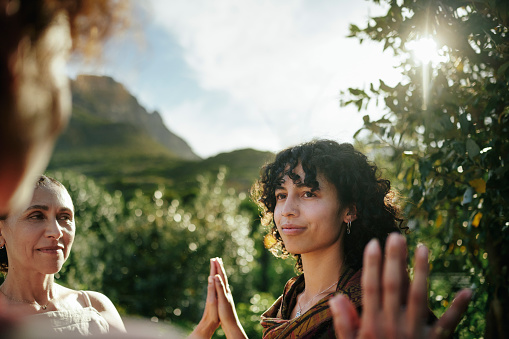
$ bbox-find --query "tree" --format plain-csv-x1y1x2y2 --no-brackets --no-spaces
342,1,509,337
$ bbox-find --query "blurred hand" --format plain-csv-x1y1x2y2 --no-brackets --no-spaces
0,298,21,338
329,233,472,339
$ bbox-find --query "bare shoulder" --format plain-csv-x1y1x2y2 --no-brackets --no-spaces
84,290,126,332
84,290,115,311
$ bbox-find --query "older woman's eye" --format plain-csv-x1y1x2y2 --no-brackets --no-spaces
28,212,44,220
59,214,72,221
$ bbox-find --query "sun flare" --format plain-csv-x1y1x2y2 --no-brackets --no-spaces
406,37,448,65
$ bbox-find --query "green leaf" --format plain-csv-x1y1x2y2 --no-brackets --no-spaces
466,139,481,160
349,88,366,96
353,127,365,138
497,61,509,78
379,80,393,92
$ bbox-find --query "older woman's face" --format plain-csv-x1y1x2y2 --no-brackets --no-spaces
0,184,75,275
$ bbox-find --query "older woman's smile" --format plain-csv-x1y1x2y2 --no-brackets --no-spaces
37,246,64,254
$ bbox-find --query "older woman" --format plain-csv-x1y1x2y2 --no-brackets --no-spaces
0,175,125,335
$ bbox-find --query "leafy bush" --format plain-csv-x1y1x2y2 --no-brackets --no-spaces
49,168,294,336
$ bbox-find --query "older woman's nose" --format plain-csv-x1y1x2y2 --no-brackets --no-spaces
45,218,64,239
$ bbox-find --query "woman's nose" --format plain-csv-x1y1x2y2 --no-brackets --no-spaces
45,218,63,239
281,196,299,217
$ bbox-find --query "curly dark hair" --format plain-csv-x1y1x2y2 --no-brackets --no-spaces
251,139,405,272
0,175,67,273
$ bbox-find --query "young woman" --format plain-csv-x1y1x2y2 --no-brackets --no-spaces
191,140,472,339
0,175,125,335
191,140,403,338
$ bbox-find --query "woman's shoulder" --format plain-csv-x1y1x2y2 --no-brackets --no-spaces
54,285,113,311
83,290,125,332
82,290,116,312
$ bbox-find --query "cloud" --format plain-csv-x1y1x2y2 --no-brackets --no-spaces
70,1,400,157
162,97,281,157
147,0,399,156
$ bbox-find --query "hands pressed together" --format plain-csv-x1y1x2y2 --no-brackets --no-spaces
189,258,248,339
329,233,472,339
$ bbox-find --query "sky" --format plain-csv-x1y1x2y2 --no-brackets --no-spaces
69,0,402,159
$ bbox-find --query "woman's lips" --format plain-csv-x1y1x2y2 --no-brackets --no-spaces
280,225,307,235
37,247,63,254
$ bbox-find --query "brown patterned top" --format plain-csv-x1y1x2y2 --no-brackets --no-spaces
261,267,362,339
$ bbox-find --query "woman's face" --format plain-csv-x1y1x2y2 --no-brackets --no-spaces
274,164,350,256
0,184,75,275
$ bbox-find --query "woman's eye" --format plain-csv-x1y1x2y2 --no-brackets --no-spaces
303,191,315,198
28,213,44,220
275,193,286,200
59,214,72,221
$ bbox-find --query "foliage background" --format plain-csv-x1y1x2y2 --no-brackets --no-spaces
342,0,508,337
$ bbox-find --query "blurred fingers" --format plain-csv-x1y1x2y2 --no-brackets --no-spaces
431,289,472,339
382,233,406,337
398,235,410,302
360,239,382,335
405,244,429,338
329,294,359,339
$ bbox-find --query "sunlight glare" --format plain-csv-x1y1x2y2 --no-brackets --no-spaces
406,37,449,110
407,37,446,65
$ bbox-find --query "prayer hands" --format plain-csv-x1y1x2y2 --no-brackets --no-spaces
190,258,247,339
329,233,472,339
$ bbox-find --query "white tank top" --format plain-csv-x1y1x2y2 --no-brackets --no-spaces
27,290,110,336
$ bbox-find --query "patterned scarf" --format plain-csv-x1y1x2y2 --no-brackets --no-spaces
261,267,362,339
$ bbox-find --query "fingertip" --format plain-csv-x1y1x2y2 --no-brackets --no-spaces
329,294,358,339
463,288,473,299
415,243,429,259
329,294,344,315
454,288,473,306
366,238,380,254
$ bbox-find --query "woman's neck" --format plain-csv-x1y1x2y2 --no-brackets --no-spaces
0,268,55,302
300,244,345,295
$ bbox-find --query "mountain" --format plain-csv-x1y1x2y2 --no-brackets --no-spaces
48,75,273,199
71,75,199,161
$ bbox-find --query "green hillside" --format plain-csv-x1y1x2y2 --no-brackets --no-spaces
71,75,199,160
48,77,274,200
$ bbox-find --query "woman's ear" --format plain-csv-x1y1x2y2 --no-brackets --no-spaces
344,205,358,223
